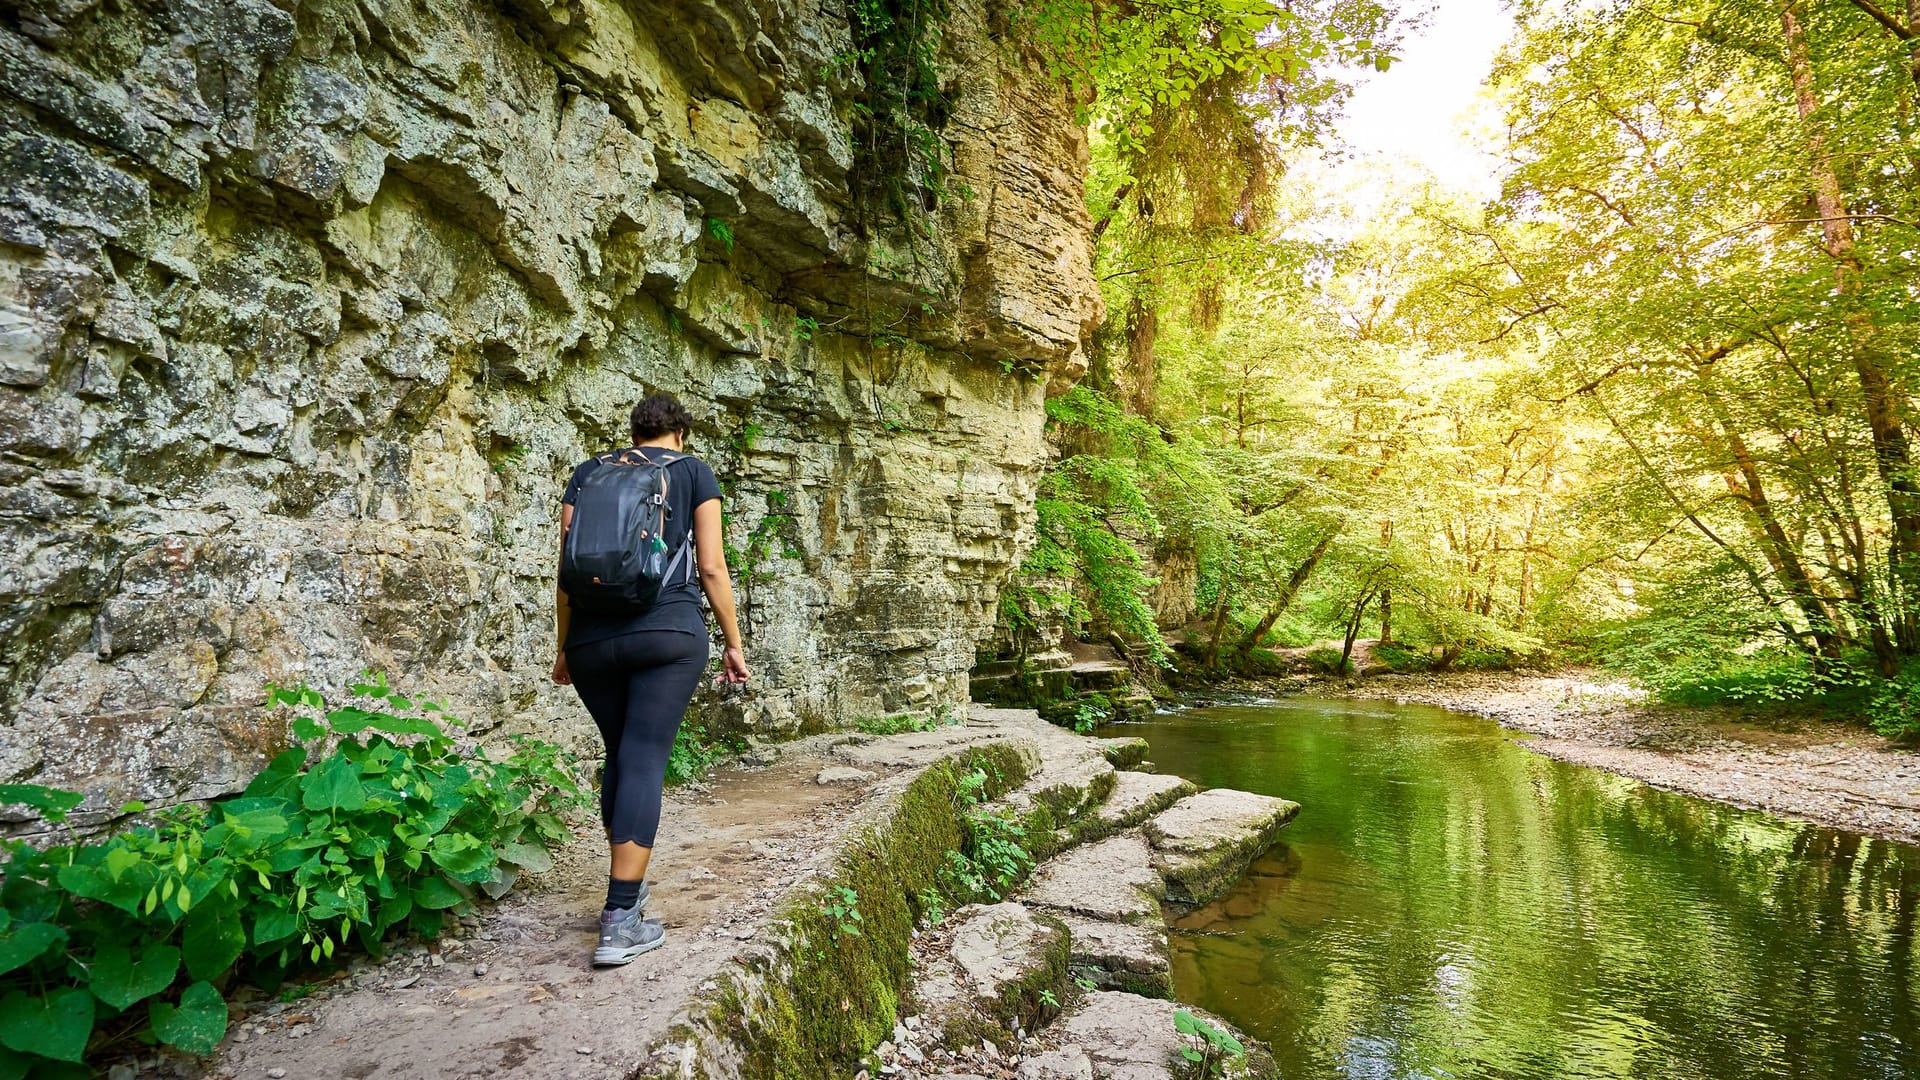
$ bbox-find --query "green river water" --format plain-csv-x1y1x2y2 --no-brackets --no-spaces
1132,696,1920,1080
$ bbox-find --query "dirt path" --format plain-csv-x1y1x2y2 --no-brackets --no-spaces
1333,670,1920,846
203,751,876,1080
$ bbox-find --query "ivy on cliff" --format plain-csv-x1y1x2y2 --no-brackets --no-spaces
844,0,959,217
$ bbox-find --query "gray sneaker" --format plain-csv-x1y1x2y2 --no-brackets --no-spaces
588,880,648,929
593,906,665,967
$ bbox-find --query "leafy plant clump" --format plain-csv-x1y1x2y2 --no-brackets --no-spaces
1302,646,1348,675
1174,1007,1246,1079
665,722,746,787
820,885,865,941
0,677,586,1076
934,766,1035,904
854,706,963,736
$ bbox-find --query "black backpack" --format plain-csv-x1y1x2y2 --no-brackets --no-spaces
559,449,694,613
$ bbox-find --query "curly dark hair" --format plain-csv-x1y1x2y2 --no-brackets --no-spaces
630,392,694,442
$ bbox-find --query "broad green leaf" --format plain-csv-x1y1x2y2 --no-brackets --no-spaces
182,898,246,981
149,981,227,1055
374,892,413,933
253,910,299,946
301,753,367,813
0,785,83,823
0,923,63,977
411,875,466,910
428,833,494,879
89,943,180,1009
498,841,553,875
0,988,93,1063
244,749,308,800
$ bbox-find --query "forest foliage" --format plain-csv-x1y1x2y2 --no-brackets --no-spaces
1017,0,1920,731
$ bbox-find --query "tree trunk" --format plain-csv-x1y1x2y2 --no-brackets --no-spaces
1124,296,1158,418
1239,531,1337,652
1377,520,1393,643
1695,376,1850,659
1782,0,1920,654
1203,559,1237,668
1341,589,1375,674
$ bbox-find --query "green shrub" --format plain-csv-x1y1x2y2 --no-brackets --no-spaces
0,677,586,1077
1451,645,1518,671
665,722,745,787
1372,643,1434,672
1867,666,1920,738
1303,646,1347,674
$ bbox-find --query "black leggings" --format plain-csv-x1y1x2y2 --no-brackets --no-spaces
566,630,709,847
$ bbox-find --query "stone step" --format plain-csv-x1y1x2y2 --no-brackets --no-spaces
1144,789,1299,906
1081,771,1195,841
912,903,1071,1045
1021,833,1164,925
972,706,1119,860
1049,991,1275,1080
1055,913,1171,999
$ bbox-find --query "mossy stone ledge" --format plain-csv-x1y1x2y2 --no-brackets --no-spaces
640,741,1033,1080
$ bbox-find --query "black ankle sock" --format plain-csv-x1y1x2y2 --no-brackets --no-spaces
605,877,643,912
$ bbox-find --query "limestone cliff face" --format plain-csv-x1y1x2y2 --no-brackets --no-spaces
0,0,1098,826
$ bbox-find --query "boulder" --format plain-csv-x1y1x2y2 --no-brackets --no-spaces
1145,790,1299,905
1098,737,1150,771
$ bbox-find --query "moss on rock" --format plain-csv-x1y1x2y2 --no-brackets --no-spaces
646,742,1033,1080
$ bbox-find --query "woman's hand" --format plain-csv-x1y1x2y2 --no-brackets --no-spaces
551,653,572,686
716,645,750,685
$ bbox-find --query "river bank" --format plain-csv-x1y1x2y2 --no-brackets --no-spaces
1298,670,1920,846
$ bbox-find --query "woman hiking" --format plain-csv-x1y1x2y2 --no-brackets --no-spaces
550,392,750,967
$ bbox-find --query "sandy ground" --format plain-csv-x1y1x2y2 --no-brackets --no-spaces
1330,669,1920,847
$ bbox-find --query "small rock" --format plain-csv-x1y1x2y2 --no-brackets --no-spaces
473,964,489,976
815,765,877,785
905,1015,922,1030
893,1024,910,1044
392,975,420,989
576,1046,593,1055
901,1044,926,1065
268,1071,288,1079
877,1041,895,1057
429,955,445,968
108,1066,135,1080
286,1024,311,1039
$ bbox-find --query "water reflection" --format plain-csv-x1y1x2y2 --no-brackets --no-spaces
1138,698,1920,1080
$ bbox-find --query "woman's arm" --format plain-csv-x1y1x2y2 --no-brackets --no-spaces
551,503,574,685
693,498,750,683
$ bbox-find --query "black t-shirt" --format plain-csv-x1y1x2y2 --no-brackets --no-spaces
561,448,723,647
